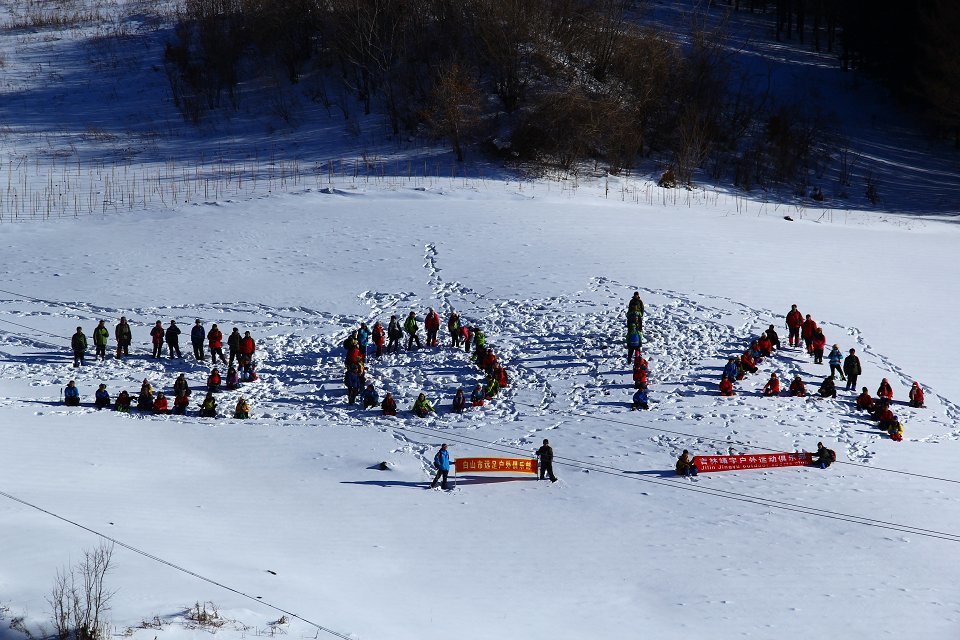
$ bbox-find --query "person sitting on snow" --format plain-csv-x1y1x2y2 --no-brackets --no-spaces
225,366,239,390
877,406,898,433
153,392,170,414
789,375,806,397
632,387,649,410
765,325,781,351
94,384,110,410
633,357,649,389
381,392,397,416
234,397,250,419
856,387,874,411
908,382,925,408
877,378,894,401
362,384,379,410
412,393,435,418
723,357,739,382
115,390,131,413
64,380,81,406
675,450,698,477
741,351,758,375
762,373,780,396
173,391,189,415
451,388,466,414
719,375,735,397
199,392,217,418
137,379,154,411
757,334,773,358
470,384,485,407
811,442,837,469
207,368,222,392
887,421,904,441
818,375,837,398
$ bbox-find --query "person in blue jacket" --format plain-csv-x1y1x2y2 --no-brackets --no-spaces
94,383,110,409
345,366,362,404
626,323,642,363
827,344,845,381
430,444,451,490
191,319,206,361
722,357,739,381
64,380,80,406
357,323,371,356
632,387,649,410
361,383,378,409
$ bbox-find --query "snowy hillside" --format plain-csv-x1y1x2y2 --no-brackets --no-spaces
2,184,960,639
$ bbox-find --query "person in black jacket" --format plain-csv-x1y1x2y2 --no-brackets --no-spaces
165,320,182,359
71,326,87,367
191,319,206,361
227,327,242,367
536,439,557,482
843,348,862,391
765,324,781,351
115,316,132,358
387,315,403,354
819,375,837,398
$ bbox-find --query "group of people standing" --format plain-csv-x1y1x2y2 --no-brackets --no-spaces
625,293,651,411
339,308,510,419
64,317,260,420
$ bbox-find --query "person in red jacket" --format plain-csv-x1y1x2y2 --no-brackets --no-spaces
811,328,827,364
877,378,893,401
173,391,190,415
481,349,498,373
207,323,225,365
786,305,803,348
856,387,874,411
877,406,897,431
381,392,397,416
207,367,222,392
239,331,256,366
719,376,735,396
153,392,170,414
372,321,385,357
757,335,773,357
801,315,818,354
789,375,806,397
908,382,925,408
741,351,758,374
493,364,508,388
424,308,441,347
633,358,649,389
150,320,165,359
762,373,780,396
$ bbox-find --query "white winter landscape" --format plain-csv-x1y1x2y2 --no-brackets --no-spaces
1,2,960,639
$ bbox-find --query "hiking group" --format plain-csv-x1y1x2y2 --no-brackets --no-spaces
65,317,259,419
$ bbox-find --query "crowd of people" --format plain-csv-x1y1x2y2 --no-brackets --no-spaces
338,307,511,419
64,316,260,419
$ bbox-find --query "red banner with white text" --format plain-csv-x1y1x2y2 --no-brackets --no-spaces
455,457,538,474
693,452,812,473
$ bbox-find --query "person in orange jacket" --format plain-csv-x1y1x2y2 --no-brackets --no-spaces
424,308,441,347
908,382,925,408
801,315,818,353
719,376,735,396
786,305,804,348
762,373,780,396
877,378,893,401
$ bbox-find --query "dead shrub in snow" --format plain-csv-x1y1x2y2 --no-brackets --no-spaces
185,601,225,629
48,542,115,640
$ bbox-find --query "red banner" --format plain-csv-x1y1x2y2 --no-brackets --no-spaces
693,452,812,473
455,457,538,474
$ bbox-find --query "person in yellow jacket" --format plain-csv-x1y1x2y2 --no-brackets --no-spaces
411,393,434,418
234,397,250,419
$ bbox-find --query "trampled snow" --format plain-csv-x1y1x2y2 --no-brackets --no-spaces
2,184,960,639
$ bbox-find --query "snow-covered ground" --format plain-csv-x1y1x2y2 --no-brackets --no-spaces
2,184,960,639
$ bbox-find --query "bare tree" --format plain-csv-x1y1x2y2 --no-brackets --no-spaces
48,542,115,640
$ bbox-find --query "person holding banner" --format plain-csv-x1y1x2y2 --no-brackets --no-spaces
431,444,451,490
536,439,558,482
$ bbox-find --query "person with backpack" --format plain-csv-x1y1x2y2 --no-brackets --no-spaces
719,376,735,396
71,327,88,367
150,321,165,359
165,320,183,359
234,397,250,419
675,450,698,477
818,375,837,398
404,312,421,350
785,305,803,348
153,392,170,414
470,384,485,407
451,388,466,413
64,380,80,406
909,382,925,408
207,323,224,365
828,345,845,380
448,312,462,348
227,327,242,367
345,366,362,405
381,392,397,416
424,308,440,347
372,321,385,357
199,392,217,418
431,444,452,489
811,442,836,469
115,316,132,358
207,368,222,392
765,325,781,351
239,331,256,366
789,375,806,397
811,328,827,365
362,384,379,410
412,392,435,417
802,315,818,354
626,323,642,364
115,390,132,413
94,383,110,409
762,373,780,396
628,292,644,322
537,439,558,482
93,320,109,361
856,387,874,411
632,387,649,410
877,378,894,401
191,319,206,361
843,348,862,390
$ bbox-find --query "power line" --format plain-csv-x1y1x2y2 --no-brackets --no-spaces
0,488,355,640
